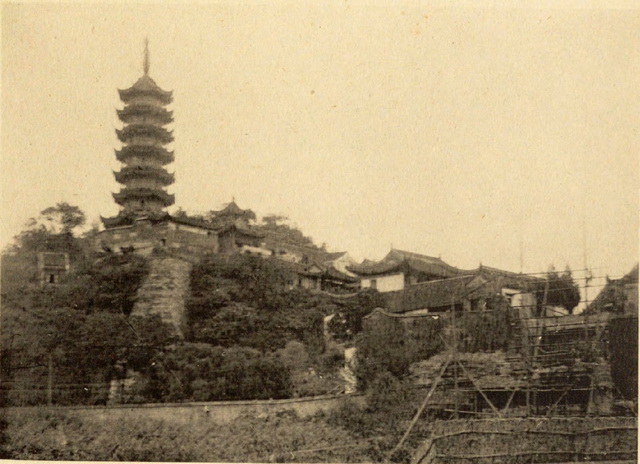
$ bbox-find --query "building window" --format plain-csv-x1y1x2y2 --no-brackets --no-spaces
370,279,377,290
161,238,167,247
48,274,56,284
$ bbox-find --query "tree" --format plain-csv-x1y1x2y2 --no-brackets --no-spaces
39,202,86,235
4,202,86,258
255,215,317,248
537,265,581,314
327,289,386,342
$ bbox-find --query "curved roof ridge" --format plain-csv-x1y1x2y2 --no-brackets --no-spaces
390,248,444,261
408,275,475,287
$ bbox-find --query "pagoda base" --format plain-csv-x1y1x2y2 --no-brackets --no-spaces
95,215,219,259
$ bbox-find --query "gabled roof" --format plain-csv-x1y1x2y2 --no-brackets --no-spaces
280,260,325,277
169,214,218,230
324,266,359,283
112,188,175,207
348,248,461,278
472,264,544,287
324,251,348,261
216,200,245,216
384,275,476,312
261,232,331,263
216,223,265,238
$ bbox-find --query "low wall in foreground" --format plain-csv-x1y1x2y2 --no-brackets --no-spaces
412,416,637,464
4,393,365,425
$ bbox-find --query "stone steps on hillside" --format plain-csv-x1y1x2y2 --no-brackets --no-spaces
131,256,193,338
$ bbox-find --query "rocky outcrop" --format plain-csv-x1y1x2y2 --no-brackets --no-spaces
131,256,193,338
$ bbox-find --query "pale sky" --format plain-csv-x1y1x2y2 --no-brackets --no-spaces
2,2,639,301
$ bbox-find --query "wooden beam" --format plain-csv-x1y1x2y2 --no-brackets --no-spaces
387,354,452,461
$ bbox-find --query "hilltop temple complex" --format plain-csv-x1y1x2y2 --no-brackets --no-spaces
95,43,357,295
94,44,565,315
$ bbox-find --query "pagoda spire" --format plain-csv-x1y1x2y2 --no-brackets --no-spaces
143,38,150,75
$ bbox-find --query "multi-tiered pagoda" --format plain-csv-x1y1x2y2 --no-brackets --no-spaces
97,43,217,256
102,41,175,228
97,43,263,258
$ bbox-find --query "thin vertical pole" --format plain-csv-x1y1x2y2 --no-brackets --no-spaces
519,228,524,274
452,297,458,419
47,353,53,406
582,198,590,307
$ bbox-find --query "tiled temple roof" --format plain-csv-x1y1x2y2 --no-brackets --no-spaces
324,265,359,283
384,275,476,312
215,201,245,216
348,248,462,278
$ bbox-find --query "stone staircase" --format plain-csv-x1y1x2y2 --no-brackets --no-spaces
130,256,193,338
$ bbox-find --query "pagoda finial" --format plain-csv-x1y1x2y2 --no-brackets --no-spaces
143,38,150,75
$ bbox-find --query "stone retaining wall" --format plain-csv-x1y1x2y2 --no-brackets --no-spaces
130,256,192,337
4,394,365,425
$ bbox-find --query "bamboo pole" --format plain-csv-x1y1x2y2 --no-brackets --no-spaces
387,355,452,461
451,297,458,419
454,359,503,418
47,353,53,406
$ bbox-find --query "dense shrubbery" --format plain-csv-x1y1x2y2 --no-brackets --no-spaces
57,254,149,315
355,299,517,389
125,343,293,402
183,254,363,397
3,204,384,406
186,254,329,351
0,249,168,406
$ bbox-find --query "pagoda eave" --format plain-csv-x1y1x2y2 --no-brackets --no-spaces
117,105,173,125
116,125,174,144
113,168,174,186
115,147,174,165
113,189,175,207
118,88,172,104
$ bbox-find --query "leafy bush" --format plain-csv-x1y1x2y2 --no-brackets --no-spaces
56,253,149,315
129,343,293,402
186,254,335,354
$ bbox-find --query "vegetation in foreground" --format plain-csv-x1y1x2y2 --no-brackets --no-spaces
1,408,372,462
1,375,422,462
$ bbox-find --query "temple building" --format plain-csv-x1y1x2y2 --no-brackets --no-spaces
349,248,543,314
